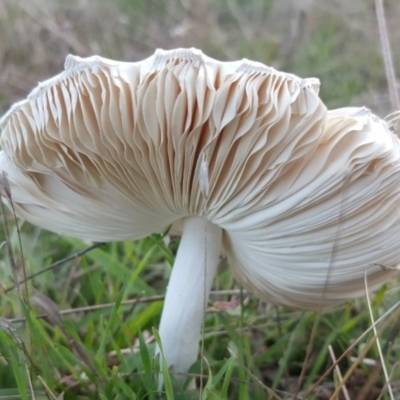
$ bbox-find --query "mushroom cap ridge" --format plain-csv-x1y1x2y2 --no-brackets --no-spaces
1,48,400,309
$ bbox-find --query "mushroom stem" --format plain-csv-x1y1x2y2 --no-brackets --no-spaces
157,216,222,382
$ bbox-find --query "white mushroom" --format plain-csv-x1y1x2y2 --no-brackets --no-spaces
1,48,400,381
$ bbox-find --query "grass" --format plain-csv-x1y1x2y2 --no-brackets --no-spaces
1,0,400,399
2,224,400,399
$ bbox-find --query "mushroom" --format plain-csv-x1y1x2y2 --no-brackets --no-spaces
1,48,400,381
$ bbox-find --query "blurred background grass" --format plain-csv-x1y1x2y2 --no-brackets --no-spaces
1,0,400,399
1,0,399,114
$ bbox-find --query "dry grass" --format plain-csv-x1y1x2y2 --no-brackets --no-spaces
0,0,399,114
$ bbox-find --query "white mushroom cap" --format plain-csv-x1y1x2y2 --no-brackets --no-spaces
0,49,323,241
227,106,400,308
1,48,400,378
